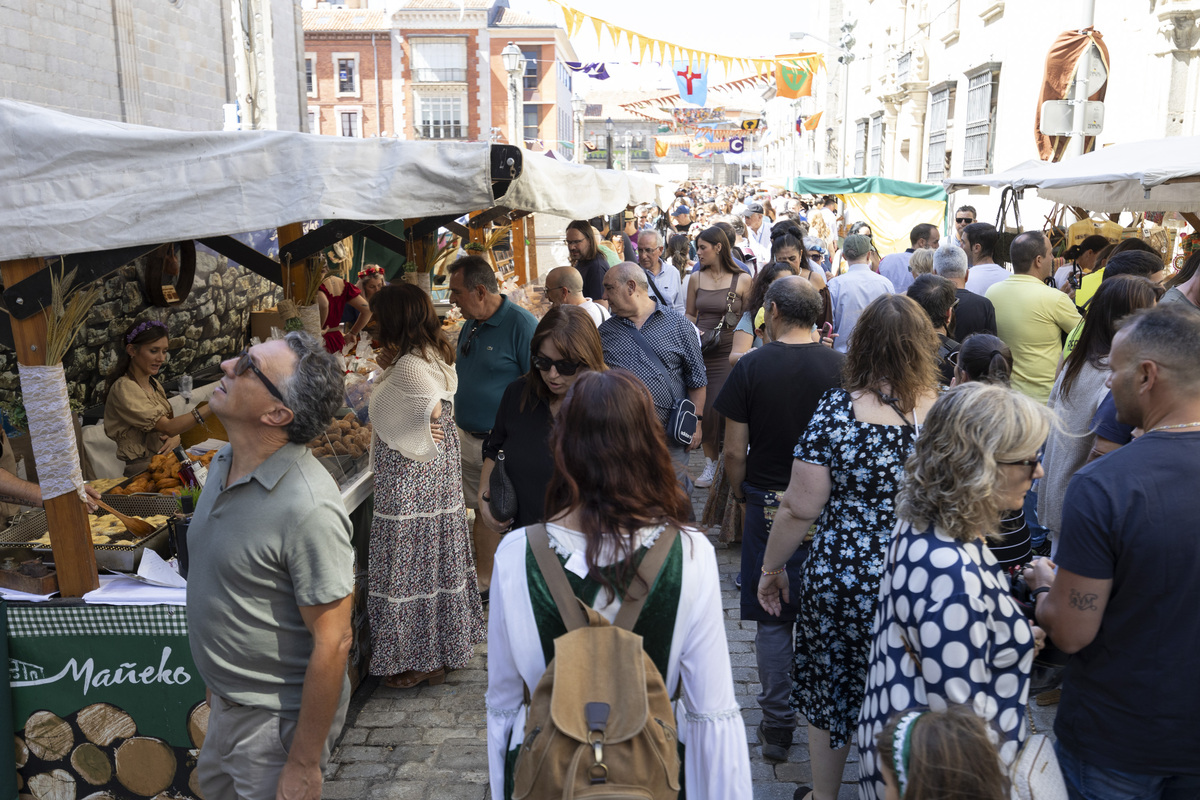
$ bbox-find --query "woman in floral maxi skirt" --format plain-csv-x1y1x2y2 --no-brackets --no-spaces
367,284,485,689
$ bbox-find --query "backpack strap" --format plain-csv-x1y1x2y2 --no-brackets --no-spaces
527,524,589,631
613,525,679,631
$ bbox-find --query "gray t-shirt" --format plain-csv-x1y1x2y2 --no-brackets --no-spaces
1159,286,1200,313
187,442,354,718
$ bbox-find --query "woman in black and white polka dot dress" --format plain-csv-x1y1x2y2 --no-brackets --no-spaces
856,383,1051,800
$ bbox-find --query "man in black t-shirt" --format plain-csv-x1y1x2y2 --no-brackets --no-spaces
1029,305,1200,796
714,276,843,763
934,242,996,342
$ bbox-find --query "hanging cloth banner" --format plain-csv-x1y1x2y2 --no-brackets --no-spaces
1034,27,1111,162
774,53,822,99
795,116,805,135
741,119,762,131
803,111,823,131
654,138,669,158
672,107,724,126
565,62,611,80
729,137,745,153
673,58,708,106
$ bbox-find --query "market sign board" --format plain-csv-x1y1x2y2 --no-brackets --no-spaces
7,604,208,799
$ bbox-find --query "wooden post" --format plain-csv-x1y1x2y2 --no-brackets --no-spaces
278,222,309,302
0,258,98,597
1180,212,1200,232
511,216,528,286
525,214,539,283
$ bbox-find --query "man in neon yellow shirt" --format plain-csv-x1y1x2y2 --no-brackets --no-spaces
986,231,1080,403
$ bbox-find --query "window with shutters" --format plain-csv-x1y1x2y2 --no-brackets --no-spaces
417,95,465,139
523,106,540,144
868,113,884,176
964,66,1000,175
853,119,868,176
334,53,360,96
926,86,952,181
411,38,468,83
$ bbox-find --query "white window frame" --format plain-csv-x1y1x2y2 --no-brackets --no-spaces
415,92,466,140
868,113,884,176
333,52,361,98
409,37,468,84
521,47,539,90
926,85,952,181
335,105,363,137
307,108,318,134
964,64,1000,176
305,52,317,98
853,119,867,176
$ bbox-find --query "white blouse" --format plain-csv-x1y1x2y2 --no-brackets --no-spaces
485,523,752,800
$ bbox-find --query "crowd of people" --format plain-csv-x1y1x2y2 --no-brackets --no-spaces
170,180,1200,800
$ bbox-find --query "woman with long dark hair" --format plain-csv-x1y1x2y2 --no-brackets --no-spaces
687,226,752,488
103,320,214,476
477,305,607,533
758,294,940,800
485,369,752,800
1038,275,1161,552
366,283,484,689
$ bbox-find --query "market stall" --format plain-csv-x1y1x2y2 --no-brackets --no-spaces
787,176,949,257
0,98,664,799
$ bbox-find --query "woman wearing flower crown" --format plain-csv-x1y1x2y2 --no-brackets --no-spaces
103,320,214,476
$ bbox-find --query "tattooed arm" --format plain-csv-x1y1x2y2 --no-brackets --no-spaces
1027,558,1112,654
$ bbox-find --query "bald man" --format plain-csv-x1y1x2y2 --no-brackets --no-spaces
543,266,609,327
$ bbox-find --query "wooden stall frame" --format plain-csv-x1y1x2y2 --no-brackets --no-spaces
0,257,99,597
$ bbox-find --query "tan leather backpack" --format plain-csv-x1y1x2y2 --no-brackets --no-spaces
511,524,681,800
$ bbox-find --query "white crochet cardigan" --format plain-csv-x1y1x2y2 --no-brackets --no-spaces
368,350,457,462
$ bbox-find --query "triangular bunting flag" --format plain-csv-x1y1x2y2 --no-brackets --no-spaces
592,16,604,45
569,9,584,36
638,35,649,64
609,23,621,48
655,138,668,158
804,111,823,130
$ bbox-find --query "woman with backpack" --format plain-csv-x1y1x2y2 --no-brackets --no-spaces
485,368,752,800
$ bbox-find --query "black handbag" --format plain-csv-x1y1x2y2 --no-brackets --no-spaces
622,326,698,448
698,272,740,355
489,450,518,522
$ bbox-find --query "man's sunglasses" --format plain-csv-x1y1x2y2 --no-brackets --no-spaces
532,354,584,375
235,349,287,405
956,217,974,224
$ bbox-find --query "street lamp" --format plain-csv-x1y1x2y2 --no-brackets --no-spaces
605,117,614,170
501,42,525,147
571,93,586,164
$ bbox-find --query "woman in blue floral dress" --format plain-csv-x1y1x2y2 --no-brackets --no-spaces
758,295,941,800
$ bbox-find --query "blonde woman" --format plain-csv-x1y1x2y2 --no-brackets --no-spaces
856,383,1051,799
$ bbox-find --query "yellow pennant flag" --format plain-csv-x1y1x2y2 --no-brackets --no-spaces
557,2,573,34
592,16,604,45
609,23,621,48
668,44,676,64
569,8,584,36
655,138,669,158
638,35,649,64
803,111,823,131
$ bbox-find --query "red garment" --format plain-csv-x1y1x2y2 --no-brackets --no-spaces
319,280,362,353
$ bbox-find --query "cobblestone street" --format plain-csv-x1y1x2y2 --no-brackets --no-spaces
323,451,1058,799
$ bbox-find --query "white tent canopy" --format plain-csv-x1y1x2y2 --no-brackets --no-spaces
0,100,667,261
944,135,1200,213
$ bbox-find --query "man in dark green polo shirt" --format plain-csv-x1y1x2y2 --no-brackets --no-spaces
448,256,537,593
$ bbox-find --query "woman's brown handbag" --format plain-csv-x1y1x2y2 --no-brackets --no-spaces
698,273,740,355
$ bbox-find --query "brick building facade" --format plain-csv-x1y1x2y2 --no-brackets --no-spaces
303,9,395,136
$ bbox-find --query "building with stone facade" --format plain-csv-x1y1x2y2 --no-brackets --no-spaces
805,0,1200,225
1,0,307,132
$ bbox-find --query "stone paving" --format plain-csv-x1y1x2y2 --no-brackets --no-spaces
323,450,1058,799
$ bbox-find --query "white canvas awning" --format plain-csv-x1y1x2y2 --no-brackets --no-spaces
0,100,666,261
944,136,1200,213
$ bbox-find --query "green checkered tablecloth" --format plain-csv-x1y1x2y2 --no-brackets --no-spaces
6,603,189,638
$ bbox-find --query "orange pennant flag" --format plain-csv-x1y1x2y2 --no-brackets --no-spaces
803,111,823,131
655,138,669,158
775,59,815,99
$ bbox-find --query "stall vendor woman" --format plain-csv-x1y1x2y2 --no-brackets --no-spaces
103,321,214,477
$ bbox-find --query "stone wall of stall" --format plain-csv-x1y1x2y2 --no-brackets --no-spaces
0,249,281,410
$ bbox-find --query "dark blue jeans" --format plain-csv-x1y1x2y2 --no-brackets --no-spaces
1056,740,1200,800
1023,481,1050,550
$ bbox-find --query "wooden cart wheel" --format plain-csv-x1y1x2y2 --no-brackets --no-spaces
144,241,196,306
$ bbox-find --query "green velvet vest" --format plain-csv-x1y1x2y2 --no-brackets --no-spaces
504,533,687,799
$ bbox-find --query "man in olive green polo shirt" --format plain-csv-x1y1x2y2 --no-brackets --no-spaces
986,231,1080,403
448,256,537,593
188,332,353,800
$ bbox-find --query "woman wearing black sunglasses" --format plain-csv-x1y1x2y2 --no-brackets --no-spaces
478,306,607,534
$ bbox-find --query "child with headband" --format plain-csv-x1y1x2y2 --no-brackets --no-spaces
876,706,1008,800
